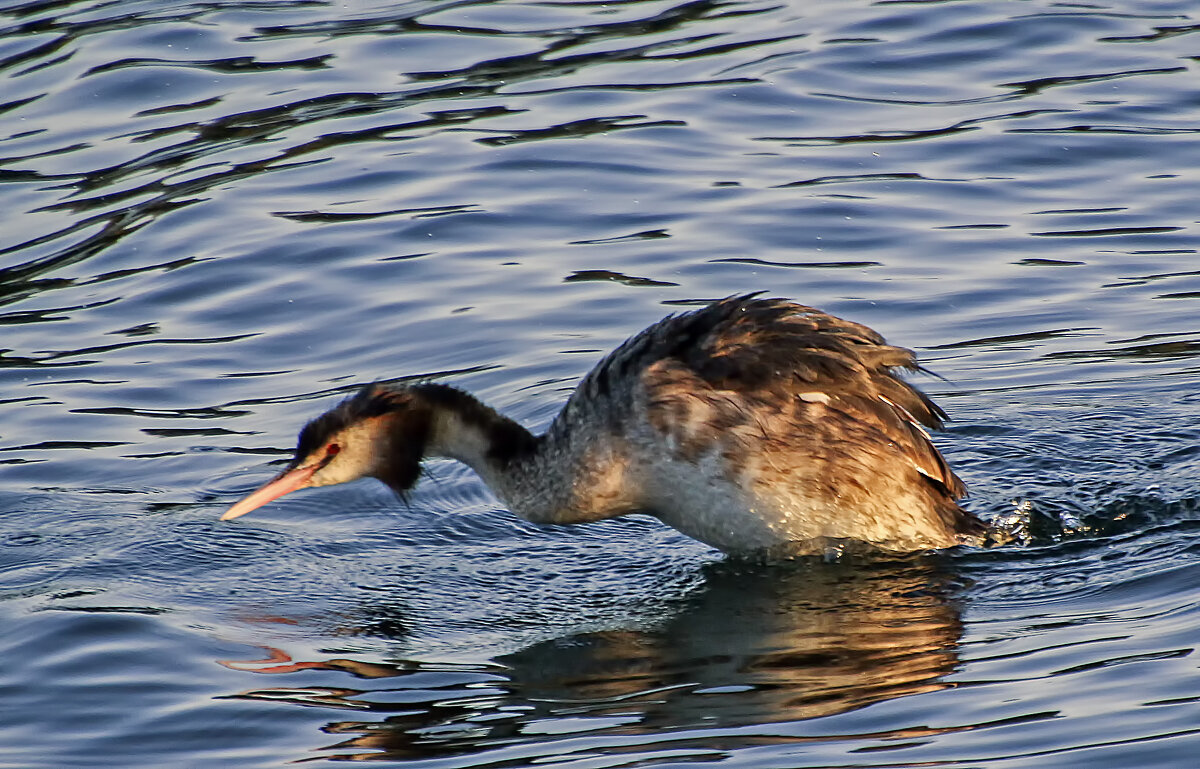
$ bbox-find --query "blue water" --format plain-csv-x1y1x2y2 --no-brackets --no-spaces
3,0,1200,766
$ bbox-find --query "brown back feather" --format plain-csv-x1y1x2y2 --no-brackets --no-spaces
576,294,968,505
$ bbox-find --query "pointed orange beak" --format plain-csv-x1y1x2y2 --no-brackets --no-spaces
221,464,318,521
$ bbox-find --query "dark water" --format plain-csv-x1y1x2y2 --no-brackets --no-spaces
3,0,1200,765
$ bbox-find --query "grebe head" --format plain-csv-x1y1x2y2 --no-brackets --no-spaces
221,385,429,521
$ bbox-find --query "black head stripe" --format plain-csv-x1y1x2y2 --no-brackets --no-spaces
295,384,408,458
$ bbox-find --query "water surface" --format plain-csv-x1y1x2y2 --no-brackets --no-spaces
2,0,1200,766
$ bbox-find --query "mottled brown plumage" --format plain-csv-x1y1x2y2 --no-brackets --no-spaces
222,295,986,555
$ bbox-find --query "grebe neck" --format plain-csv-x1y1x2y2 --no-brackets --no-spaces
414,383,638,525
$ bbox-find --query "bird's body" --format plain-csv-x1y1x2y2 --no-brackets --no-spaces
223,295,986,555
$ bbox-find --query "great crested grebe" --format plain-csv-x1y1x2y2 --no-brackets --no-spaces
222,295,986,555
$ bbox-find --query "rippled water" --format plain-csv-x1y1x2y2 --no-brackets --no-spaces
3,0,1200,766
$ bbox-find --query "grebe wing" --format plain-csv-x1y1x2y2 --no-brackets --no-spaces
635,295,967,499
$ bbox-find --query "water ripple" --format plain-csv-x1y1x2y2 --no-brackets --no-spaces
3,0,1200,766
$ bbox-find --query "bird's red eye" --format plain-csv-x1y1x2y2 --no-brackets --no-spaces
316,443,340,469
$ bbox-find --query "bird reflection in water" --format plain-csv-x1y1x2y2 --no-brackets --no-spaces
217,556,969,763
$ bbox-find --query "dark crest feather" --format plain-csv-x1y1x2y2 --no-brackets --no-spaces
295,385,405,458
